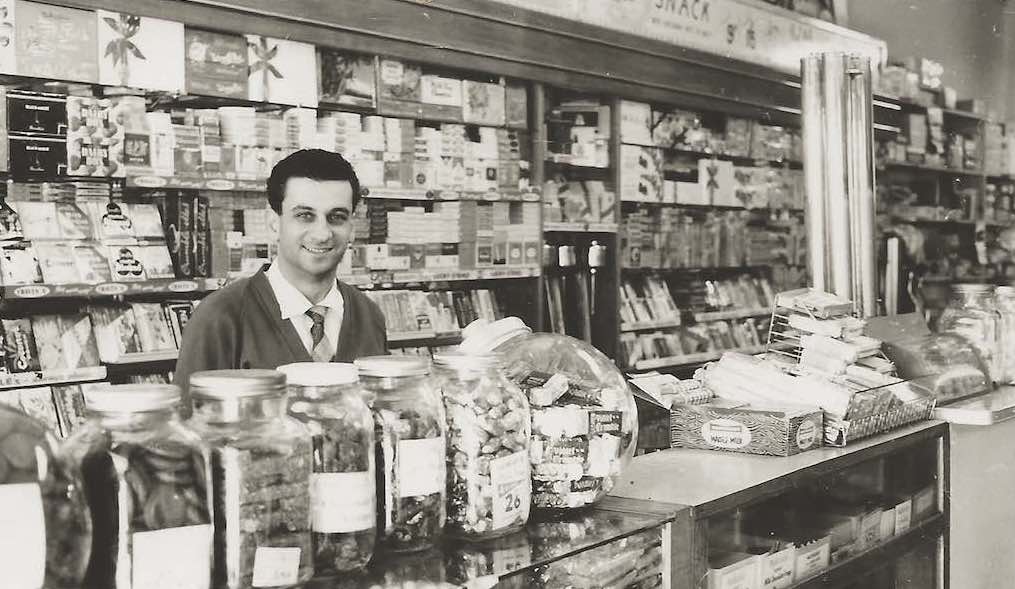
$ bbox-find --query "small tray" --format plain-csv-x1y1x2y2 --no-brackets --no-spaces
824,397,937,447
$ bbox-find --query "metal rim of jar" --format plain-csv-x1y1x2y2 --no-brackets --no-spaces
84,384,181,413
276,362,359,386
354,355,430,378
432,351,499,372
189,369,287,400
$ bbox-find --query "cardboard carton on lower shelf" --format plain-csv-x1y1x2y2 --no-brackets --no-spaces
793,534,831,581
670,400,823,456
707,552,759,589
755,546,795,589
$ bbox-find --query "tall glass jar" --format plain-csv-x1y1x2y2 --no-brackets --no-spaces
354,356,445,552
996,286,1015,384
433,352,531,540
278,363,376,575
189,370,314,589
62,384,213,589
460,317,638,511
938,284,1002,384
0,404,90,589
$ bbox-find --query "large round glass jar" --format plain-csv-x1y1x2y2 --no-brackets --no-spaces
996,286,1015,385
938,284,1002,384
62,385,212,589
278,363,376,575
460,317,638,511
0,404,90,589
189,370,314,589
433,352,531,540
354,356,445,552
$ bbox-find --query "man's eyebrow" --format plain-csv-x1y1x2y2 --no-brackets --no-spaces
289,205,350,214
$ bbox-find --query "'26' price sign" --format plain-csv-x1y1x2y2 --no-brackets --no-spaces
490,451,530,530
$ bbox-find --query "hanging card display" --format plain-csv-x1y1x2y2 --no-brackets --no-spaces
97,10,185,92
185,28,248,99
246,35,318,107
319,49,376,108
16,1,97,82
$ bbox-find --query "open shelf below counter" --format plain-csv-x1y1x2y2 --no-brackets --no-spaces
0,366,106,391
612,420,947,518
792,513,946,589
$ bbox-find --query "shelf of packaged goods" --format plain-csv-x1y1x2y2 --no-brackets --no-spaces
544,221,619,233
632,345,766,371
623,265,773,274
387,332,463,348
105,350,180,365
692,308,771,323
345,266,541,288
620,199,804,214
620,318,682,332
362,187,540,202
790,512,946,589
620,143,803,169
1,278,215,300
0,366,107,391
126,175,266,191
874,95,986,121
882,161,983,176
544,154,611,169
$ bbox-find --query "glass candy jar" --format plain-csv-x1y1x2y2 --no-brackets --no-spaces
938,284,1002,384
355,356,445,552
996,286,1015,384
433,352,531,539
189,370,314,589
62,385,213,589
0,405,90,589
278,363,376,575
460,317,638,511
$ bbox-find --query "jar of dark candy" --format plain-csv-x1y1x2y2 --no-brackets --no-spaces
355,356,446,552
189,370,314,589
0,404,90,589
62,384,212,589
279,362,376,575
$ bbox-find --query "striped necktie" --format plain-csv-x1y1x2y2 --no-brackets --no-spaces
305,306,332,362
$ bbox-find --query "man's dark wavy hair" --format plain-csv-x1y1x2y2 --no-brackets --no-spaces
266,149,361,214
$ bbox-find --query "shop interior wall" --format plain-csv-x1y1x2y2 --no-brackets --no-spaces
848,0,1010,119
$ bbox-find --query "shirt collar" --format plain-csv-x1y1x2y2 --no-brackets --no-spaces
265,262,342,321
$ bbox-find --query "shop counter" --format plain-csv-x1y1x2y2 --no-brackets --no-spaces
933,386,1015,589
611,421,949,588
303,497,687,588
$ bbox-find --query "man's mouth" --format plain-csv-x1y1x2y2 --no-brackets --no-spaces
302,245,334,254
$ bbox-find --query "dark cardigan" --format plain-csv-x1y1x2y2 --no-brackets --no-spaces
173,269,387,398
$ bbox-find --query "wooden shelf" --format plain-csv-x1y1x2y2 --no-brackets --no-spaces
882,161,982,176
621,318,682,332
791,513,946,589
362,187,539,202
621,144,803,169
387,332,463,348
544,221,618,233
0,278,215,300
632,344,766,371
345,266,541,288
106,350,179,364
0,366,106,391
692,308,770,322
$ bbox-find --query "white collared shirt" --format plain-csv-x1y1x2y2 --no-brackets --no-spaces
266,262,344,357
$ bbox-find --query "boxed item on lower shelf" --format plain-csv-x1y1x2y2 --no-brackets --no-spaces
670,400,823,456
792,534,831,580
753,545,795,589
707,552,759,589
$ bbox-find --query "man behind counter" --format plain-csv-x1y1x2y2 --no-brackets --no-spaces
174,149,388,397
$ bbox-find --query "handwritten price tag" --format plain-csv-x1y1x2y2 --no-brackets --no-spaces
490,451,530,530
251,547,301,587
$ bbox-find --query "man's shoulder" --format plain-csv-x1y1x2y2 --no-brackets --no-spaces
193,274,262,318
339,279,383,316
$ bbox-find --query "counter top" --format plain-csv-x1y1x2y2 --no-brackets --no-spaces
933,385,1015,425
302,497,684,588
611,420,948,518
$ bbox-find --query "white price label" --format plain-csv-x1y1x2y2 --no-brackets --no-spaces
380,60,405,85
310,472,375,533
489,450,530,530
251,547,301,588
895,500,912,534
0,483,45,589
397,437,444,498
132,524,213,589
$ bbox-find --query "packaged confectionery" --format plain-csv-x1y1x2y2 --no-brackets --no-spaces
355,356,446,552
0,404,91,589
995,286,1015,384
459,317,638,510
937,284,1001,384
433,352,531,540
189,370,314,589
62,384,212,589
278,362,376,575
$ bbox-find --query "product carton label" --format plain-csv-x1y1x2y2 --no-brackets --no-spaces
794,538,830,580
894,500,912,534
588,410,623,435
759,547,795,589
702,418,752,449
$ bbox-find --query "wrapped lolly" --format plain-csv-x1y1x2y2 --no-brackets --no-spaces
279,363,376,575
355,356,446,552
61,385,212,589
0,404,91,589
189,370,314,589
433,352,531,540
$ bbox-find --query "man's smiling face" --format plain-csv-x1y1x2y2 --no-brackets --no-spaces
275,176,354,282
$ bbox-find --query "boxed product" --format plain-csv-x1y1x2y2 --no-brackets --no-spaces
618,100,653,145
911,483,937,523
792,535,831,580
245,35,318,107
7,91,67,135
318,49,376,108
0,242,42,285
670,400,823,456
462,80,505,126
700,158,737,207
755,546,795,589
504,83,527,128
184,28,249,99
88,304,142,362
32,313,100,371
16,1,99,83
9,135,68,178
707,552,758,589
2,318,41,373
419,74,463,120
377,58,422,118
97,11,186,92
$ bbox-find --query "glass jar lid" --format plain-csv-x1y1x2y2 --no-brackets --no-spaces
277,362,359,386
433,351,498,371
354,356,429,378
84,384,180,413
190,369,286,399
952,283,995,294
459,317,531,355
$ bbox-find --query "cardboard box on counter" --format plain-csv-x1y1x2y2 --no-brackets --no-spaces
671,400,823,456
707,552,758,589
